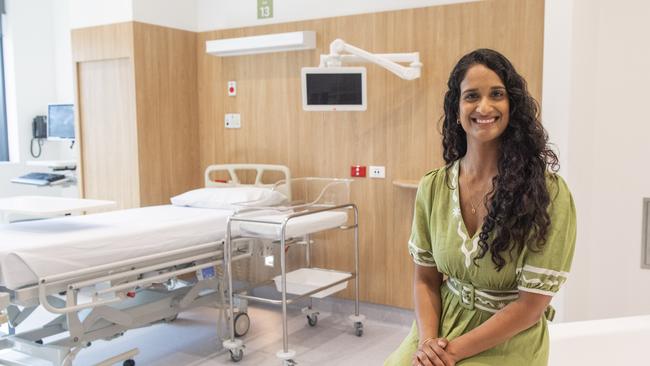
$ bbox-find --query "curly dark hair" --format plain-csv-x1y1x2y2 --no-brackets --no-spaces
441,48,559,271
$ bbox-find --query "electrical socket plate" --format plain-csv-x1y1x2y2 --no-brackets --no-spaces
369,165,385,178
225,113,241,128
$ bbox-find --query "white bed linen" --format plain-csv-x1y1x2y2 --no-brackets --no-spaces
238,211,348,239
0,205,234,290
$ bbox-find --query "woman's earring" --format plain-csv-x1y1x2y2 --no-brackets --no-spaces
456,119,461,125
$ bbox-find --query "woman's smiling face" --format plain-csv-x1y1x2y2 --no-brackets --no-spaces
458,64,510,145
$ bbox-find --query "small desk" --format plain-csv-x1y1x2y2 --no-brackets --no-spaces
0,196,116,222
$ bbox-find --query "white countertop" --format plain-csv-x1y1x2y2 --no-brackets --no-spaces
0,196,116,217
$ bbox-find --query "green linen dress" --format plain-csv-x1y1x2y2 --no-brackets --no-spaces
384,160,577,366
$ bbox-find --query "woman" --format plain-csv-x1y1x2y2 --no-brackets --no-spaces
384,49,576,366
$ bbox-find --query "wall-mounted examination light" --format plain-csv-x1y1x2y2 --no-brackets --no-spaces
302,38,422,111
206,31,316,57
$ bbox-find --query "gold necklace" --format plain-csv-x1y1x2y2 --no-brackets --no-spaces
460,160,491,215
469,194,483,214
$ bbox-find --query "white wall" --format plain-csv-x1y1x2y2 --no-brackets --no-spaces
540,0,574,322
133,0,197,32
0,0,77,199
544,0,650,321
69,0,132,30
69,0,197,32
196,0,476,31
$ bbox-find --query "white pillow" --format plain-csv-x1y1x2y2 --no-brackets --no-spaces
171,187,287,211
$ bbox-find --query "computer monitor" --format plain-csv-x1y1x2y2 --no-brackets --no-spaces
47,104,75,140
301,67,367,111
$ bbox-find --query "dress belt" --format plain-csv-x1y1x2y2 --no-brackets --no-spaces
445,277,556,320
445,277,519,313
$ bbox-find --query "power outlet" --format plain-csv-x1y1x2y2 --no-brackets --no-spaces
225,113,241,128
369,165,386,178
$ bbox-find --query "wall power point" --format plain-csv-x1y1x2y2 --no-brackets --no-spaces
369,165,385,178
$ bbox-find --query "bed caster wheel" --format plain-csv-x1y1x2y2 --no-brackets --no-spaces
354,321,363,337
230,349,244,362
307,314,318,327
123,360,136,366
234,312,250,337
35,339,43,345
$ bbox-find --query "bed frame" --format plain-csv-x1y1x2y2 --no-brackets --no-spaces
0,164,290,366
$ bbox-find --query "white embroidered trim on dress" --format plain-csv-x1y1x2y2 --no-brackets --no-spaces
517,265,569,278
517,286,557,297
412,257,437,267
458,221,479,268
408,240,430,253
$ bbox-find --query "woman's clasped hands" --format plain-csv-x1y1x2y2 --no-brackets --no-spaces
412,338,456,366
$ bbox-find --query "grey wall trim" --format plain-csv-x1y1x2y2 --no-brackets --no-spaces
641,198,650,269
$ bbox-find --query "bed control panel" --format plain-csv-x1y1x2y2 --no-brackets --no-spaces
197,266,216,280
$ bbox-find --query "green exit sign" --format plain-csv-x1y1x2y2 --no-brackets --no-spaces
257,0,273,19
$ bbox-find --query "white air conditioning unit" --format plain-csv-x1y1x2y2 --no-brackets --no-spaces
206,31,316,57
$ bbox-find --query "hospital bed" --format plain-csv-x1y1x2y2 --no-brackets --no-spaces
0,164,293,366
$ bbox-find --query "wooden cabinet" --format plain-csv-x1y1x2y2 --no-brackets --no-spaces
72,22,200,209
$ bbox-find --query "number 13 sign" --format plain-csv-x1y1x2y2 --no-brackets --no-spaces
257,0,273,19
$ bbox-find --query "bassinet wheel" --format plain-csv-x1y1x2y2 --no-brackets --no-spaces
234,312,250,337
354,321,363,337
307,314,318,327
123,360,136,366
230,349,244,362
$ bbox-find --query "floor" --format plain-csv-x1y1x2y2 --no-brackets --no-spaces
2,296,413,366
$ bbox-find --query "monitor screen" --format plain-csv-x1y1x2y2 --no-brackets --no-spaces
47,104,75,140
302,67,367,111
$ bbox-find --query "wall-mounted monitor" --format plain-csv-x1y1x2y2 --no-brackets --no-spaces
47,104,75,141
301,67,367,111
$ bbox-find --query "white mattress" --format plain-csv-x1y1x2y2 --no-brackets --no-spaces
238,211,348,239
0,205,234,290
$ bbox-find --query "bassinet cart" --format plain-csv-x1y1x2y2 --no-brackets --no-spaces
222,178,364,365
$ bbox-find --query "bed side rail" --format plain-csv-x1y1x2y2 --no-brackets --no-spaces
35,239,251,314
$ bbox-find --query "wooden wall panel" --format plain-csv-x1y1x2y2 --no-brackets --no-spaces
72,22,200,208
132,22,200,206
71,22,134,62
197,0,545,308
70,22,139,203
77,59,140,209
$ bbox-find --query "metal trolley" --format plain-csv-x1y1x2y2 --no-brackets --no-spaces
222,178,365,365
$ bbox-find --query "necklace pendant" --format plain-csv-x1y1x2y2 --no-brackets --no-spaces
471,207,476,214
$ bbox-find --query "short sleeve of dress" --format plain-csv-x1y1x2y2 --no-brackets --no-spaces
408,170,437,267
517,174,577,296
